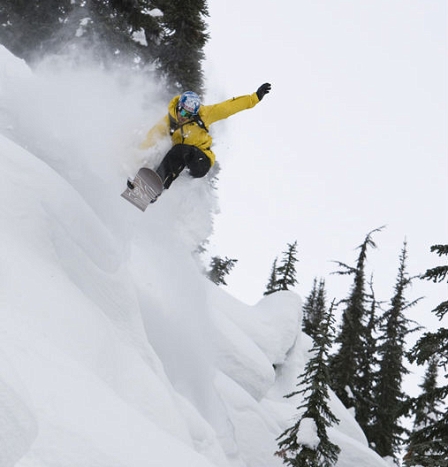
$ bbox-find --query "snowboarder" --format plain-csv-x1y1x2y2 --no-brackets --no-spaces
138,83,272,189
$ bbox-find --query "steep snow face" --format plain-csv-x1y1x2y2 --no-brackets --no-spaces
0,46,390,467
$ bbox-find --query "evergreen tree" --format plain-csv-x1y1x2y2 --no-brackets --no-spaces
412,356,442,433
355,277,380,443
0,0,162,65
420,244,448,318
302,278,327,341
264,242,299,295
0,0,73,61
330,227,383,410
154,0,209,94
406,244,448,466
276,300,340,467
264,258,278,296
276,241,299,291
80,0,162,64
302,278,318,335
404,356,444,466
370,241,421,461
207,256,237,286
0,0,209,96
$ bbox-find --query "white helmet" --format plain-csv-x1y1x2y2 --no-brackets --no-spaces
178,91,201,115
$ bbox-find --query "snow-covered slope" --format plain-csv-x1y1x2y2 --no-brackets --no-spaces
0,46,389,467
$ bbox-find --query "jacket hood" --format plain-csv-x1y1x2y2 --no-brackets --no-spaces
168,96,181,119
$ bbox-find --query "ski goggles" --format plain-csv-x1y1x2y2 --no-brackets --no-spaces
179,107,195,119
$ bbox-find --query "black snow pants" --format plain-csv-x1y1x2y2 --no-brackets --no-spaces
156,144,211,189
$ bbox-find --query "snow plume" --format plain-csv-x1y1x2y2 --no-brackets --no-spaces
0,46,391,467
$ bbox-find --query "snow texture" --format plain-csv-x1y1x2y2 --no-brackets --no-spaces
0,45,390,467
297,418,319,450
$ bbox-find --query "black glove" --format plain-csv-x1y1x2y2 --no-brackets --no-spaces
256,83,271,101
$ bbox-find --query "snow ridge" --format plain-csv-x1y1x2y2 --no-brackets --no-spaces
0,46,389,467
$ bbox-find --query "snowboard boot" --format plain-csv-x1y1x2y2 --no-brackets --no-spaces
156,165,184,190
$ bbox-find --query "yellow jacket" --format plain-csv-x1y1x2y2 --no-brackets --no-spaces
140,92,261,166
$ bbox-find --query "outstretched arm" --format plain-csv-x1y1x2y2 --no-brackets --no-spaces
201,83,271,125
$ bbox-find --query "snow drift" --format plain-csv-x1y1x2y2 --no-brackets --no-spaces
0,46,389,467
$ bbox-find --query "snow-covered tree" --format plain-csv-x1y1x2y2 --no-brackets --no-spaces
154,0,209,94
276,301,340,467
0,0,73,60
370,241,421,462
0,0,161,65
406,244,448,466
0,0,209,92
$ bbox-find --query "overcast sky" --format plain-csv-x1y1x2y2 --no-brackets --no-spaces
203,0,447,338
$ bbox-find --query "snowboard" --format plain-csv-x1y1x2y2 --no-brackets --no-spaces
121,167,164,211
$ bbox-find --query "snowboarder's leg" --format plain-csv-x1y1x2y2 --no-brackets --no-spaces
156,144,187,189
185,146,211,178
156,144,211,189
